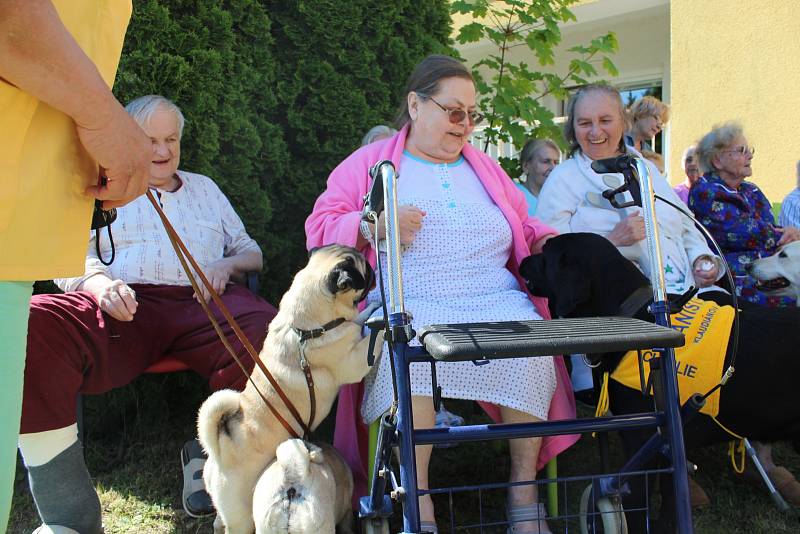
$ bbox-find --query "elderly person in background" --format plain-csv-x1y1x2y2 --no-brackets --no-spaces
690,122,800,308
779,160,800,228
689,122,800,503
517,139,561,215
538,83,723,297
673,145,701,205
17,95,277,533
624,95,670,153
306,54,577,534
361,124,398,146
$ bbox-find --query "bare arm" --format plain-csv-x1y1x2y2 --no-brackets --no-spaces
0,0,150,208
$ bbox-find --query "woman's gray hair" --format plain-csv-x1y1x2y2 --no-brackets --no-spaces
681,145,697,167
695,122,743,174
361,125,397,146
124,95,185,138
519,139,560,165
563,83,627,157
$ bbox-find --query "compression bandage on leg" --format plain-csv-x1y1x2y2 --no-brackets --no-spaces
20,433,102,534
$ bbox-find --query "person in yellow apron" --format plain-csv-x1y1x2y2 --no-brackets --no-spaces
0,1,150,531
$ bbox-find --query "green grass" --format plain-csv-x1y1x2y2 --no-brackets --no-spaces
10,384,800,533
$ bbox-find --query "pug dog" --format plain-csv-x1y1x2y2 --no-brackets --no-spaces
253,439,353,534
198,244,382,533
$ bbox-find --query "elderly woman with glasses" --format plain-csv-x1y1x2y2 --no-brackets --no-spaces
306,54,577,533
690,122,800,307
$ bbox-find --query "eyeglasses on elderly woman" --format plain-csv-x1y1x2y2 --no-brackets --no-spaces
428,96,484,125
722,145,755,156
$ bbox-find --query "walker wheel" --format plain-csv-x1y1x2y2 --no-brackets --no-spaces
579,484,628,534
361,516,390,534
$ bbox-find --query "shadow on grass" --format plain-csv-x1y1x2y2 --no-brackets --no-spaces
10,389,800,533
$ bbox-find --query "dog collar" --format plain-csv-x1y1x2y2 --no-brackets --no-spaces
617,286,653,318
292,317,347,342
290,316,348,439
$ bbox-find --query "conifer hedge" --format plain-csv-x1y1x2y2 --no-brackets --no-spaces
114,0,451,301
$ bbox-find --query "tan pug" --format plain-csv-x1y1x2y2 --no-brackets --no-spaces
252,439,353,534
198,245,382,533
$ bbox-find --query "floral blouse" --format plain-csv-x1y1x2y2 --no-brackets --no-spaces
688,173,795,307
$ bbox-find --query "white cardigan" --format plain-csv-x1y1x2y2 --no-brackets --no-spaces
537,151,722,293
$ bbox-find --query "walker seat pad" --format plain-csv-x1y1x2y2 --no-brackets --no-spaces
418,317,684,362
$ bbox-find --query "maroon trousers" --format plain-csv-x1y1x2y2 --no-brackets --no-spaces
21,283,277,434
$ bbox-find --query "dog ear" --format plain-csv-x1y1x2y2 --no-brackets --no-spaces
327,262,368,296
519,254,551,298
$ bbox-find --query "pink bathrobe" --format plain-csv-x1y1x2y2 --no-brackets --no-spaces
305,125,579,502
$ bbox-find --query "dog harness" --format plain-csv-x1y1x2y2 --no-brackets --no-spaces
609,297,734,417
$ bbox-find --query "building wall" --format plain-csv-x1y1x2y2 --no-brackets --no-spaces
671,0,800,200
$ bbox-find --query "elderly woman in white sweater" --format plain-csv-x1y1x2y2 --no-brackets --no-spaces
537,84,724,295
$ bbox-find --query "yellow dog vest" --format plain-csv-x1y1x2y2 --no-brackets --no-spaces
610,297,734,417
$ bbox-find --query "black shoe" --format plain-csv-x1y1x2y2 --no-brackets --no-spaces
181,439,215,517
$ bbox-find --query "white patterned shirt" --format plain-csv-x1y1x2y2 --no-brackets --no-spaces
57,170,260,292
779,188,800,228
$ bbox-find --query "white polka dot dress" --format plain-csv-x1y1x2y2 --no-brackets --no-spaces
361,152,556,424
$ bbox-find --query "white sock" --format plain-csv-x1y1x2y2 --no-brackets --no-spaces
19,424,78,467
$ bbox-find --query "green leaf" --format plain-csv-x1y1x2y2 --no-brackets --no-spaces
456,22,485,43
602,56,619,77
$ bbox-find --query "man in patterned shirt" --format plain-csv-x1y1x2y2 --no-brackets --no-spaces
17,95,277,533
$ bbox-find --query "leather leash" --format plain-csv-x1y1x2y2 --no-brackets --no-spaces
145,190,311,439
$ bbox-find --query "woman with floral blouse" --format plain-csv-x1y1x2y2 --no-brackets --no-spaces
690,122,800,307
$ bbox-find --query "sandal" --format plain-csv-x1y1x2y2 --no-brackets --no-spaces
32,526,86,534
507,502,552,534
688,476,710,508
181,439,215,517
766,466,800,506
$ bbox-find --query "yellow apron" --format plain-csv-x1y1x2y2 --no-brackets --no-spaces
0,0,132,280
610,297,734,417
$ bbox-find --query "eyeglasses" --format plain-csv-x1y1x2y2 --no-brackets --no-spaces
722,145,755,157
428,96,483,125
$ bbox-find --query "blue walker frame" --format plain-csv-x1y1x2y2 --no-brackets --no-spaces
358,156,694,533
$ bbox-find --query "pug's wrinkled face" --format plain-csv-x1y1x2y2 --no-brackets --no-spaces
307,244,375,306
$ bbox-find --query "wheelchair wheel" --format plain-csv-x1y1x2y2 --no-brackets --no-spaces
579,484,628,534
361,517,390,534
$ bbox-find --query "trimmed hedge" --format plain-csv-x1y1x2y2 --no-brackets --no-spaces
113,0,452,301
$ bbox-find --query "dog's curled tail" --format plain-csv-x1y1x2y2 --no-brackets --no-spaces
276,439,323,479
197,389,243,461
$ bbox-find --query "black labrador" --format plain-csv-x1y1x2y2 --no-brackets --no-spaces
519,233,800,533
